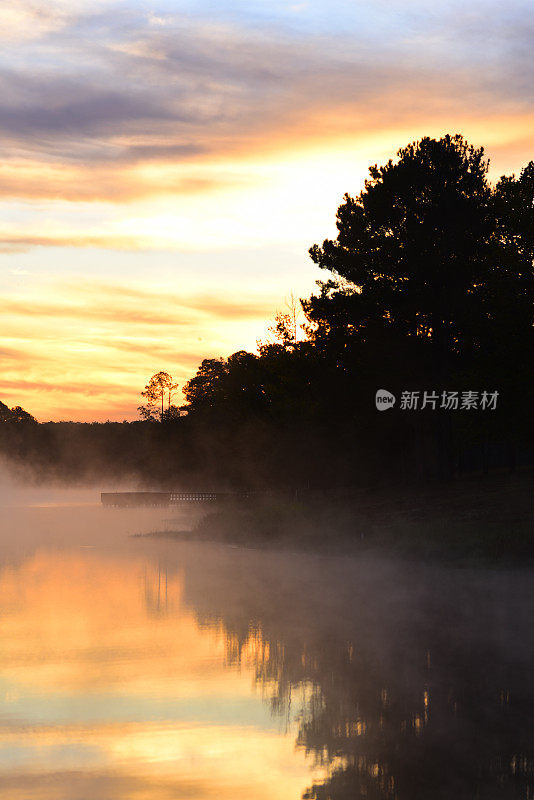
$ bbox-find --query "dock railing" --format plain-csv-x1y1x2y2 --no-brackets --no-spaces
101,491,240,507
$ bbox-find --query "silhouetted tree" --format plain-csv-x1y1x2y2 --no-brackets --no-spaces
302,134,534,478
264,292,304,348
161,405,182,423
0,401,36,423
305,135,534,377
182,358,229,412
9,405,37,423
139,371,179,421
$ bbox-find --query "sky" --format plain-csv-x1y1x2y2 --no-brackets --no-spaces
1,0,534,421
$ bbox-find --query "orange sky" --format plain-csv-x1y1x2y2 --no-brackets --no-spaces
1,1,534,420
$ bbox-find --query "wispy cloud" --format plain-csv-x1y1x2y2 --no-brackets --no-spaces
1,283,275,323
0,1,533,205
0,161,232,204
0,345,45,363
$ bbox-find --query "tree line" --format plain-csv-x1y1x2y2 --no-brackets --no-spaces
2,134,534,487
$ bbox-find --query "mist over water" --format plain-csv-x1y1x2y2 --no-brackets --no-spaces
0,483,533,799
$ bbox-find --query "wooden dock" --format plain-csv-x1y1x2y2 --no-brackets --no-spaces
101,491,226,508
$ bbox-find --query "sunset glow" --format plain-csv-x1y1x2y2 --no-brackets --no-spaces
1,0,534,419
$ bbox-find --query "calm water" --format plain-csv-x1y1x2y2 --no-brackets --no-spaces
0,495,533,799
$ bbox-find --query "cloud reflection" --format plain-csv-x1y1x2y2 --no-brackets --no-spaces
0,548,317,799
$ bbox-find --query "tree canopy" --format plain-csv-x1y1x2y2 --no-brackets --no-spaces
177,134,534,482
0,401,36,423
139,371,179,421
305,134,534,380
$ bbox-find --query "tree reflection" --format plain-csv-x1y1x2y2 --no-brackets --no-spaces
177,550,534,800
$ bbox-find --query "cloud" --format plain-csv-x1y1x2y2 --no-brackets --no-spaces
0,297,192,326
0,1,532,208
73,282,275,319
0,235,145,252
0,0,116,43
0,345,43,363
0,283,275,324
0,377,129,397
103,339,204,365
0,2,75,43
0,159,240,204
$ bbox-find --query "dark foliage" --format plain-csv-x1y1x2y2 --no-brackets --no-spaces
2,134,534,488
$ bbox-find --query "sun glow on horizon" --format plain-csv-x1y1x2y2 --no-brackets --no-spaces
1,0,534,420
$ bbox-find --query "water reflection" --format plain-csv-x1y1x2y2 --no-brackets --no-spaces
0,538,320,798
1,505,533,799
170,544,534,800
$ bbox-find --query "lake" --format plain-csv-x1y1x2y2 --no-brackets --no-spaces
0,492,532,799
